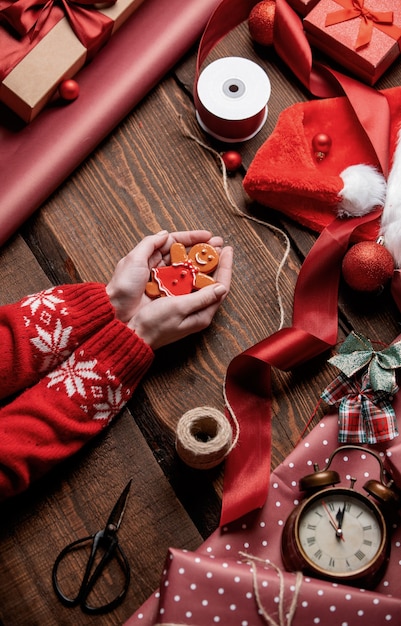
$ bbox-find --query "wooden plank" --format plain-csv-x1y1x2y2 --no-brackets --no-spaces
0,410,202,625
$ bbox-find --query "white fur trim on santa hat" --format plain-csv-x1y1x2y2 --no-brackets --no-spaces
337,164,387,218
380,127,401,268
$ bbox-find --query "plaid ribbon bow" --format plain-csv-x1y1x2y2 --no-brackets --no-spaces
321,332,401,444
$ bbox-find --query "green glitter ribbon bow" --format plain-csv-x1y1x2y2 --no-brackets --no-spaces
328,332,401,393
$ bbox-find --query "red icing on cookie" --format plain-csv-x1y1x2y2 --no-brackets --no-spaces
152,262,198,296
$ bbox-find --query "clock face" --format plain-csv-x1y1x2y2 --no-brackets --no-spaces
296,488,386,578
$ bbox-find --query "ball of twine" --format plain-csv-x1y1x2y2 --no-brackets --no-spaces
175,406,233,470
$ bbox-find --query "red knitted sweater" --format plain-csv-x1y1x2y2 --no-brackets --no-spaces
0,283,154,501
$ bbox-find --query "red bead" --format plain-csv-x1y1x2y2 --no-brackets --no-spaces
221,151,242,173
59,79,80,101
342,241,394,292
312,133,332,154
248,1,276,46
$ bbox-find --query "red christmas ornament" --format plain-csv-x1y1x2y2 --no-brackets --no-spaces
221,151,242,173
59,79,80,101
342,241,395,292
312,133,332,161
248,1,276,47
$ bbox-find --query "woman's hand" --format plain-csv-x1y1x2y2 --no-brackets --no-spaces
106,230,233,349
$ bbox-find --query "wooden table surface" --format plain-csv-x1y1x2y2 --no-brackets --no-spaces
1,17,401,626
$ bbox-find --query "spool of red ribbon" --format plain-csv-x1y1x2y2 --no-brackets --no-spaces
195,56,271,142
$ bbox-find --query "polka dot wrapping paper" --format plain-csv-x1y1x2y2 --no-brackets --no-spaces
128,407,401,625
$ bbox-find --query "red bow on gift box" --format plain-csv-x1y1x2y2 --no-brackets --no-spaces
325,0,401,50
0,0,116,52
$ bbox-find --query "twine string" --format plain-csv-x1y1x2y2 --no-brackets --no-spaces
175,406,240,469
239,552,303,626
179,114,291,332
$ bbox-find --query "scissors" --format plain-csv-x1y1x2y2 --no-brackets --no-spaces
52,480,132,614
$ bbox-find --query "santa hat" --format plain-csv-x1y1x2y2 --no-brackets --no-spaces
243,86,401,260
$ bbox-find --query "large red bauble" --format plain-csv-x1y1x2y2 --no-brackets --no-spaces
248,1,276,46
342,241,395,292
59,79,80,101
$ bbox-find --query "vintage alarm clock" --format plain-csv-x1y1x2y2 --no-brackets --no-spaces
281,445,400,589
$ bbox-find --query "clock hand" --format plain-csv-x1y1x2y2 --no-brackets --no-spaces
335,504,346,539
322,500,345,542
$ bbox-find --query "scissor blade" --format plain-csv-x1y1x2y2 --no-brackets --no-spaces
106,479,132,530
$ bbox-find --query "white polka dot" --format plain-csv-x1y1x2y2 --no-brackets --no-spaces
319,422,325,428
275,500,281,507
304,442,310,447
206,571,213,578
313,618,320,624
206,546,213,553
202,599,208,606
218,587,225,595
164,580,169,587
260,521,266,528
302,601,308,607
291,480,297,487
317,590,324,596
373,598,380,605
262,581,268,587
330,605,336,612
343,455,349,462
225,544,231,551
323,439,329,445
190,583,197,590
273,482,279,488
230,604,237,611
289,462,295,468
195,557,201,563
178,568,185,574
385,616,392,621
222,562,229,568
262,540,268,547
185,611,192,618
345,594,352,600
241,622,249,626
137,614,143,620
174,595,180,602
307,460,313,466
242,523,247,529
234,576,241,583
246,592,252,599
278,519,284,526
213,617,220,623
244,542,250,548
357,610,364,616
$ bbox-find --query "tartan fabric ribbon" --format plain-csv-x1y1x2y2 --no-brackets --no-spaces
322,370,398,443
325,0,401,50
0,0,116,48
321,332,401,443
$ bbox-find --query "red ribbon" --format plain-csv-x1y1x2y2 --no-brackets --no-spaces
196,0,392,526
325,0,401,50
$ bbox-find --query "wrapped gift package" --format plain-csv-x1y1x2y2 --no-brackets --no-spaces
286,0,320,16
0,0,145,122
304,0,401,85
154,547,401,625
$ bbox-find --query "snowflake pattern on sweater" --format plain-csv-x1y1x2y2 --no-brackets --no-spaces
22,288,74,373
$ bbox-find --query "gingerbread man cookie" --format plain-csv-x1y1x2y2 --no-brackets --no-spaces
145,242,219,298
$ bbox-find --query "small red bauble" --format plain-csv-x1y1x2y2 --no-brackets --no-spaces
248,0,276,47
312,133,332,161
221,151,242,173
59,79,80,101
342,241,395,292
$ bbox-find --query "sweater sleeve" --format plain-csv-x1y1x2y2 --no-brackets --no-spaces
0,319,154,501
0,283,115,400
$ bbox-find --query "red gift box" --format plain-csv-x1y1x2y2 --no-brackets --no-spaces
304,0,401,85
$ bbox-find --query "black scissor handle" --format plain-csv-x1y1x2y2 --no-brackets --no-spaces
52,530,130,614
